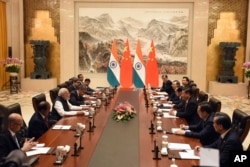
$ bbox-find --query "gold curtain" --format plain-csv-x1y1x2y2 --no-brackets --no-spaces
0,1,8,91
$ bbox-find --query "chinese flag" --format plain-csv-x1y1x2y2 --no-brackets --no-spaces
120,39,133,88
145,40,159,87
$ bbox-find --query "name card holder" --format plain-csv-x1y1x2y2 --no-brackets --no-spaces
71,135,84,156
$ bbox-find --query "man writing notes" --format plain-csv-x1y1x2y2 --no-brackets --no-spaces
50,88,89,121
0,113,37,159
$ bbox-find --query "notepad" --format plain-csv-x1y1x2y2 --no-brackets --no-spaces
52,125,72,130
163,113,179,118
26,147,51,156
168,143,191,150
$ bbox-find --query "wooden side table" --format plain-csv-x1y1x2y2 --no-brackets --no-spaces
9,74,20,94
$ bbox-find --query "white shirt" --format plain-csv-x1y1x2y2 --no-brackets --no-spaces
54,100,82,117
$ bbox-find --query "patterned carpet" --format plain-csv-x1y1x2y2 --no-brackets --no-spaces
0,90,249,149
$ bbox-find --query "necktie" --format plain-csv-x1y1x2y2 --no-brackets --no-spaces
13,134,20,148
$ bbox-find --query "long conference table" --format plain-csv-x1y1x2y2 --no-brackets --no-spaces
34,88,200,167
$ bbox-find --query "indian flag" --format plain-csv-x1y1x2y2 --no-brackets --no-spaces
133,39,145,88
107,39,120,87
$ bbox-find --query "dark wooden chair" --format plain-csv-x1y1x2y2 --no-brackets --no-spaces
65,80,73,87
0,104,8,133
197,91,208,103
32,93,46,112
231,109,250,142
191,87,199,100
208,97,221,112
49,87,60,104
57,82,68,89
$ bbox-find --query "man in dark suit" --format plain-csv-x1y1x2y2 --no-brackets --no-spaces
68,77,81,93
169,87,200,125
173,101,219,146
195,112,243,167
0,113,37,159
84,78,95,95
69,84,87,106
181,76,190,89
28,101,50,140
160,74,174,95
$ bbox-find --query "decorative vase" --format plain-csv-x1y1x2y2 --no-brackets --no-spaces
9,72,19,77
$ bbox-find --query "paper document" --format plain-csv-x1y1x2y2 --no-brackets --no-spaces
52,125,72,130
153,95,165,98
26,147,51,156
168,143,191,150
158,108,171,112
200,148,219,167
162,103,173,108
171,128,190,134
156,92,167,95
163,113,179,118
179,150,200,159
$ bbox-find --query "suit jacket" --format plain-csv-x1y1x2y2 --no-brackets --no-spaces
0,130,20,159
176,96,200,125
160,80,174,95
86,86,95,95
28,112,49,140
185,113,219,146
68,85,77,93
69,90,85,106
206,129,243,167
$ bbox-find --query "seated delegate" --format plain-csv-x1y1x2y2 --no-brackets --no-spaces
194,112,243,167
50,88,89,121
28,101,51,140
173,101,219,146
0,113,37,159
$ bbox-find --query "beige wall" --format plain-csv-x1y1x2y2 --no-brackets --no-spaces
5,0,250,91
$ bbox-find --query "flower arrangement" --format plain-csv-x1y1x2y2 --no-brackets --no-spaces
243,61,250,79
113,101,136,122
0,57,23,73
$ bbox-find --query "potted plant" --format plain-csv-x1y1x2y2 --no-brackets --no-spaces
243,61,250,79
0,57,23,76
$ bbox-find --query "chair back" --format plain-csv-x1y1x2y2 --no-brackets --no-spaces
208,97,221,112
232,109,250,142
191,87,199,100
57,82,68,89
0,104,8,133
32,93,46,112
198,91,208,103
49,87,60,104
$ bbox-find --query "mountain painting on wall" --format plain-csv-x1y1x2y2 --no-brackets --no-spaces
78,7,190,75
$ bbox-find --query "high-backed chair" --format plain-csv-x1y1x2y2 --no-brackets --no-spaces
191,87,199,100
49,87,60,104
197,91,208,103
208,97,221,112
65,80,73,87
32,93,46,112
0,104,8,133
57,82,68,89
7,103,28,144
231,109,250,142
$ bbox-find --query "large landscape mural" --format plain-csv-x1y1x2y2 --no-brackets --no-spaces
78,8,190,74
